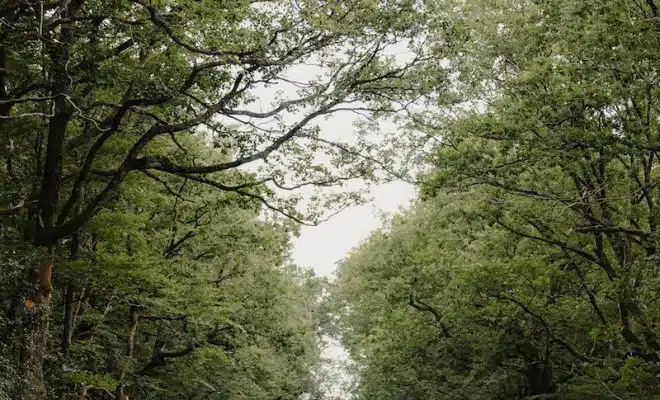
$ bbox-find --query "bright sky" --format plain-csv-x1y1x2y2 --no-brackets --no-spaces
282,77,418,399
292,180,415,277
245,42,420,277
243,38,420,397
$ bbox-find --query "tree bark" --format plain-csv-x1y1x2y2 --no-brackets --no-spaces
527,360,554,396
17,0,83,396
18,250,54,400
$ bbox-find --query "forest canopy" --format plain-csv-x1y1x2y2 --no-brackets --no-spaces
333,0,660,399
1,0,659,399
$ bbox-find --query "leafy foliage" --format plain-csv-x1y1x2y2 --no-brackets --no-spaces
1,0,431,398
332,0,660,399
2,167,327,399
2,0,660,399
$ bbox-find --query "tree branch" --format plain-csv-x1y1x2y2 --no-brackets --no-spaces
494,294,592,363
409,294,451,337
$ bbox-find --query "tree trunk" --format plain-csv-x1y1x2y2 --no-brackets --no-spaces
115,305,139,400
18,250,54,400
61,284,74,356
527,360,554,395
518,342,554,396
61,232,80,356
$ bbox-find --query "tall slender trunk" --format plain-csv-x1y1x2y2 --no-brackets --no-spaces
115,305,139,400
527,360,553,396
18,249,54,400
61,231,80,356
17,0,82,396
61,284,74,356
0,43,10,127
518,342,554,396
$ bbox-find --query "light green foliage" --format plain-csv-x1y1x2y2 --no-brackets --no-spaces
335,190,660,399
332,0,660,399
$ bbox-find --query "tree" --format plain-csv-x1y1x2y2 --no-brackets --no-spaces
333,193,572,399
333,190,660,399
0,0,431,397
421,0,660,363
3,148,328,399
331,0,660,398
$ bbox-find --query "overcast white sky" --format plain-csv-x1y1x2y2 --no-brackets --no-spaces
282,69,418,399
241,39,420,397
292,180,415,277
244,42,420,277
